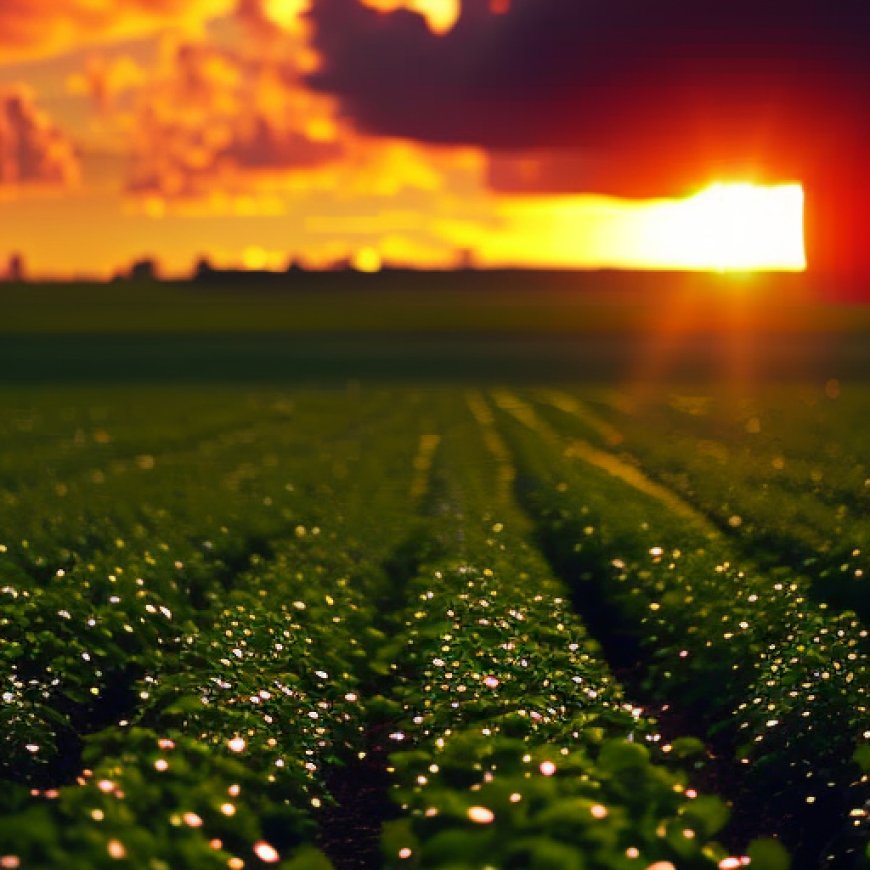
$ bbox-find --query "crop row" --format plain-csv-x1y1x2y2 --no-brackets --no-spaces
2,385,864,869
490,391,869,867
373,394,761,869
1,392,411,778
0,388,285,488
534,388,869,621
0,390,401,577
0,391,427,867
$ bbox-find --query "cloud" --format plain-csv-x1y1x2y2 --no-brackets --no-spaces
358,0,460,35
0,87,79,187
485,146,799,200
66,56,148,111
235,0,311,38
308,0,870,193
125,39,343,199
117,10,484,208
0,0,234,61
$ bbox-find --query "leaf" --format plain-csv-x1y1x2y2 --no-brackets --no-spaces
598,739,649,772
506,836,586,870
669,736,706,760
382,818,417,865
367,694,402,718
681,795,730,837
163,694,206,714
281,845,335,869
853,743,870,773
747,838,791,870
421,829,497,865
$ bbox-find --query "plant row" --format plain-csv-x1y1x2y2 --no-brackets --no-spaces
0,391,427,867
532,388,869,621
374,395,759,869
491,391,868,867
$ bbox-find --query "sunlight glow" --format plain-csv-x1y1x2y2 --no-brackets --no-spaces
454,183,806,272
241,246,285,271
361,0,461,34
642,183,806,272
352,247,383,273
263,0,310,30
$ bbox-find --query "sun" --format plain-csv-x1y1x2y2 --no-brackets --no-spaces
667,182,806,272
463,182,806,272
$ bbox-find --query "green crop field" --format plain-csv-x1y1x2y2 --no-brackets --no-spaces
0,277,868,870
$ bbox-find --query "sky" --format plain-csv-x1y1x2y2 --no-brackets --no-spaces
0,0,866,280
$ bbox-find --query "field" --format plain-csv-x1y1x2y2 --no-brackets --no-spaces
0,275,868,869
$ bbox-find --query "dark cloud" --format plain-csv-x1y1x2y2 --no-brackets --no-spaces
220,118,342,169
0,88,79,186
308,0,870,279
485,147,784,200
308,0,869,179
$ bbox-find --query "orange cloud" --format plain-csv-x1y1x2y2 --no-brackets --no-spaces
236,0,312,38
0,87,79,188
67,56,147,111
125,40,342,199
359,0,460,34
0,0,234,62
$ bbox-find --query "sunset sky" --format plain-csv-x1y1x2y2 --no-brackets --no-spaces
0,1,866,279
